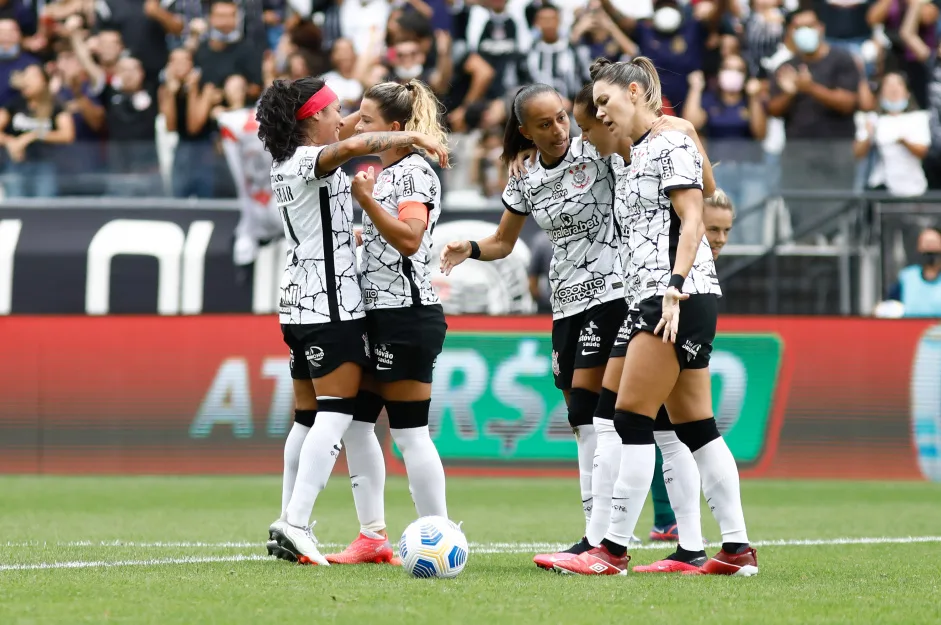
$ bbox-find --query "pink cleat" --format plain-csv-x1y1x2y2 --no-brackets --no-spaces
325,533,400,565
533,551,578,570
700,547,759,576
633,554,706,574
552,546,631,576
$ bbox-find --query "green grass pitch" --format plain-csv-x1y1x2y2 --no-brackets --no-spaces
1,476,939,625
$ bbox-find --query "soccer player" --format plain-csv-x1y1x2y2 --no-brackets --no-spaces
555,58,758,577
702,190,735,261
440,83,628,568
257,76,447,566
323,80,451,564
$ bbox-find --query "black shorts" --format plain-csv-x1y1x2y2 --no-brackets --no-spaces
282,318,371,380
551,298,627,390
365,304,447,383
630,294,718,370
608,308,638,360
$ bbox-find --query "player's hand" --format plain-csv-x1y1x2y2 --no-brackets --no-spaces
654,286,689,344
439,240,472,275
411,133,450,168
352,166,376,203
353,227,363,247
508,148,537,178
650,114,694,138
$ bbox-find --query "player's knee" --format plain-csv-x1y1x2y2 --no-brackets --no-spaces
386,399,431,430
613,410,655,445
294,409,317,428
593,387,617,421
568,388,600,428
353,390,384,424
673,417,720,453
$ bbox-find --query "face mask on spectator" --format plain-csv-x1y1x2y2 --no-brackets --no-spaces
922,252,940,267
880,98,908,113
209,28,241,44
793,26,819,54
0,44,19,59
394,64,423,80
652,7,682,33
718,70,745,93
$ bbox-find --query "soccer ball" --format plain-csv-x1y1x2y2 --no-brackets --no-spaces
398,516,469,579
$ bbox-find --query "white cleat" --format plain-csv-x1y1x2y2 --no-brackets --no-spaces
270,520,330,566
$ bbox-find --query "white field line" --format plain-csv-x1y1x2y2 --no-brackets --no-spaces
1,536,941,571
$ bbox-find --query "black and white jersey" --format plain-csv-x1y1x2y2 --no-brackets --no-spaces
271,145,365,324
361,153,442,310
622,130,721,302
501,137,624,320
611,152,643,310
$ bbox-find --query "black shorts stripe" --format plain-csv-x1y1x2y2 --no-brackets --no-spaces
668,206,680,271
318,185,340,321
401,257,421,306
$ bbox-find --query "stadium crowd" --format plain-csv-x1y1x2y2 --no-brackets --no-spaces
0,0,939,232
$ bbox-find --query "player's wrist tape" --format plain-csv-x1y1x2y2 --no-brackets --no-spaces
469,240,481,260
668,273,685,291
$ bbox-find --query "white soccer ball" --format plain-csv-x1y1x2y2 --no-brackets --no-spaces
398,516,469,579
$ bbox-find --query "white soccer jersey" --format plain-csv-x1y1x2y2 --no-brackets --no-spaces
501,137,624,320
361,153,442,310
611,152,643,310
271,145,365,324
622,130,721,302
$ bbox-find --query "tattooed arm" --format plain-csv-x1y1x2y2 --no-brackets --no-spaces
314,131,448,179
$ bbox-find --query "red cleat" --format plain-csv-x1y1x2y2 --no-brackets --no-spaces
700,547,759,576
633,555,705,574
325,533,400,565
533,551,578,570
552,546,630,576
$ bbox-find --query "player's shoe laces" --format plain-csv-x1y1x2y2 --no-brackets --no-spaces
325,533,400,565
649,522,679,542
552,546,631,576
700,547,759,576
269,520,329,566
633,551,707,574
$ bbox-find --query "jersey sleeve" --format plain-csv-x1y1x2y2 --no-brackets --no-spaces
501,174,530,215
394,165,437,207
655,132,703,195
295,145,333,183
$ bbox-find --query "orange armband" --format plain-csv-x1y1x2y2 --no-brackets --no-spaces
398,201,430,229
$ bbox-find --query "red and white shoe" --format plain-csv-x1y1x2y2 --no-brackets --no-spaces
552,546,631,576
534,551,578,570
700,547,759,576
325,533,401,565
633,554,706,574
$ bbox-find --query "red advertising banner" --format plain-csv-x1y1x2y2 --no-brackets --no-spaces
0,315,935,480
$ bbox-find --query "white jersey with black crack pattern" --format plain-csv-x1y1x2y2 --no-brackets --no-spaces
501,136,624,320
610,152,643,310
360,152,442,310
271,144,365,324
622,129,721,302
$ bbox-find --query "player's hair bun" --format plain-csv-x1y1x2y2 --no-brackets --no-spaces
589,57,613,82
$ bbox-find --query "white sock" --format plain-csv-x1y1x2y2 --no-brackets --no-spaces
585,418,619,546
391,426,447,518
604,443,655,548
342,420,387,534
285,410,353,527
654,430,704,552
694,437,749,545
575,424,597,534
281,423,310,516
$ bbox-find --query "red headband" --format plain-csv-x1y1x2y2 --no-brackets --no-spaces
295,85,337,120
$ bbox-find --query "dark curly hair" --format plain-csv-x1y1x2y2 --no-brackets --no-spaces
256,76,327,163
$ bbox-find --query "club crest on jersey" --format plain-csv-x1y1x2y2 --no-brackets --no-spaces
306,346,324,368
569,164,591,189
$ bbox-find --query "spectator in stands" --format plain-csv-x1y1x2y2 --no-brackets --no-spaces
0,0,34,34
192,0,263,99
867,0,940,108
817,0,880,73
767,7,860,235
454,0,531,103
469,124,506,199
899,0,941,190
340,0,391,55
323,38,363,115
94,0,178,81
703,188,736,260
682,53,767,244
66,17,124,93
103,56,161,196
0,63,75,197
0,19,38,108
526,3,591,106
886,226,941,316
53,46,107,195
569,0,637,63
735,0,787,79
854,71,931,197
159,47,217,198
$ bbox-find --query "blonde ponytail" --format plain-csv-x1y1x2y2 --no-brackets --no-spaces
404,79,450,163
